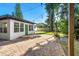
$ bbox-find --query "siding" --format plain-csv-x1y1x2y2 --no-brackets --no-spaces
0,20,10,40
0,19,35,40
10,19,35,40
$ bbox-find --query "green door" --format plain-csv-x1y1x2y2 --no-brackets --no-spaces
25,25,28,35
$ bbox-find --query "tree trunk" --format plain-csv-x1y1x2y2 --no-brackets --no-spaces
68,3,74,56
49,8,54,32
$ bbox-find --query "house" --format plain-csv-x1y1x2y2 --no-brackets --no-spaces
0,15,35,40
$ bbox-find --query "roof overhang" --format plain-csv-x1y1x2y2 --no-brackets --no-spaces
0,15,35,24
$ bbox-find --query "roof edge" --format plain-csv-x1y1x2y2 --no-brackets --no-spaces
0,15,35,24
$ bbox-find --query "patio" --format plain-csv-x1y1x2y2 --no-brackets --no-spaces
0,35,65,56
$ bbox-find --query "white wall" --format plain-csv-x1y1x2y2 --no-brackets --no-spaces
10,19,35,40
28,24,35,34
0,20,10,40
10,20,25,40
0,19,35,40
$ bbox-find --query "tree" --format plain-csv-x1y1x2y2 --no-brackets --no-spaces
45,3,60,32
68,3,74,56
36,23,48,31
45,3,68,34
15,3,23,19
60,4,68,20
36,23,47,28
74,4,79,27
57,19,68,34
74,4,79,39
56,3,68,34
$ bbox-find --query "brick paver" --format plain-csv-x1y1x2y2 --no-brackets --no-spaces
0,35,65,56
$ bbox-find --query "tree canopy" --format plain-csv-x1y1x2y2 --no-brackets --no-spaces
45,3,68,34
45,3,60,32
15,3,23,19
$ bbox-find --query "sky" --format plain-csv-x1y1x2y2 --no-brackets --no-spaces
0,3,47,23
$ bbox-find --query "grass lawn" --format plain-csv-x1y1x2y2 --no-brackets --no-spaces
60,39,79,56
35,31,66,37
59,41,68,55
75,40,79,56
35,31,54,35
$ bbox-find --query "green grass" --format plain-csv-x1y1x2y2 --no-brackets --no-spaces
35,31,66,37
35,31,54,35
60,39,79,56
74,40,79,56
60,41,68,55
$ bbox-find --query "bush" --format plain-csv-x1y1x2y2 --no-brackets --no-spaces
54,32,60,38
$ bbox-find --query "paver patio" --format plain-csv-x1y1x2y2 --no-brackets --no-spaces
0,35,65,56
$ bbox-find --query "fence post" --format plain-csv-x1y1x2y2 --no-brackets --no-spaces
68,3,74,56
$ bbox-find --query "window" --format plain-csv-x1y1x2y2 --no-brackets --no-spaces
14,23,19,32
29,25,33,31
3,23,7,33
0,23,7,33
20,23,24,32
0,23,2,32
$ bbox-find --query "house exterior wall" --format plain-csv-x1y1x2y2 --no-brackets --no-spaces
10,19,35,40
28,23,35,34
0,20,10,40
10,19,25,40
0,19,35,40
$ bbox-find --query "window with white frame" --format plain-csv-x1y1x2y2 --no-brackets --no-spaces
20,23,24,32
14,23,19,32
0,23,7,33
29,25,33,31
